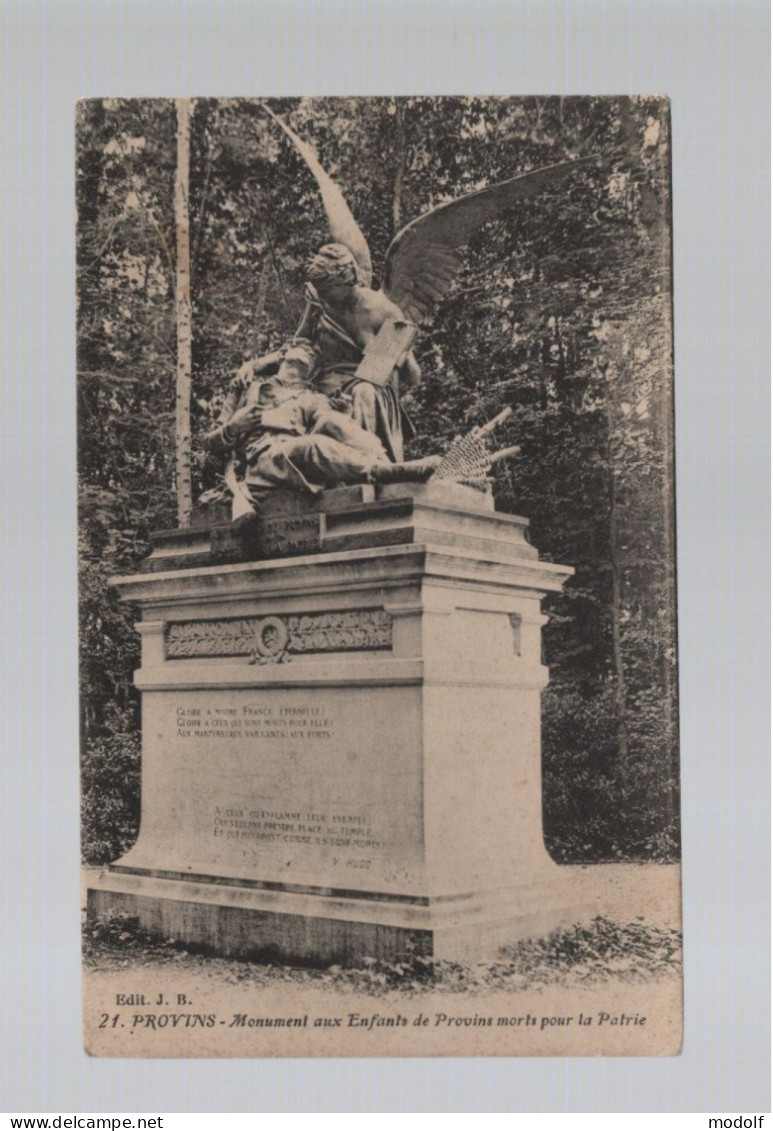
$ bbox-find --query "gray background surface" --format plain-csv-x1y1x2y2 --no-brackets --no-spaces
1,0,769,1113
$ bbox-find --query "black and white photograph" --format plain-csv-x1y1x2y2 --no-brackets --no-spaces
77,95,682,1057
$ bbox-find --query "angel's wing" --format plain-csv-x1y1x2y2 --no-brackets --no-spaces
262,104,373,288
382,157,597,323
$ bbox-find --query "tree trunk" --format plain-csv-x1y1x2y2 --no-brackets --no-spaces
175,97,193,526
392,98,406,233
256,255,271,323
609,492,629,767
605,377,629,769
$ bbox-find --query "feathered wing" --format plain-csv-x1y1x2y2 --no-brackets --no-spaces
382,156,597,323
262,104,373,288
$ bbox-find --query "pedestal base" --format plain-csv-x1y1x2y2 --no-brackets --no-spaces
90,483,578,966
88,868,590,965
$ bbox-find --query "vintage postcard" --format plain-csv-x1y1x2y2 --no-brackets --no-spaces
78,96,681,1057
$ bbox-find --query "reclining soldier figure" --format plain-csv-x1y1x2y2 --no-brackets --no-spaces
203,339,437,515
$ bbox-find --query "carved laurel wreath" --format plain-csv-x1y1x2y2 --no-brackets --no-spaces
165,610,393,664
247,616,291,665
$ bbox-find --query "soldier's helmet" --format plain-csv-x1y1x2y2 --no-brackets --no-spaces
281,337,319,376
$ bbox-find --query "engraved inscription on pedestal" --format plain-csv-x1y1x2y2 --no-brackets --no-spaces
143,686,423,891
174,701,338,743
258,511,322,558
212,807,389,862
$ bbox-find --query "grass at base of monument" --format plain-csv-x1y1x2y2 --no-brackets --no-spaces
83,914,681,994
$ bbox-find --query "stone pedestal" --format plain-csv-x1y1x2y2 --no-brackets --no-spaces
88,483,581,963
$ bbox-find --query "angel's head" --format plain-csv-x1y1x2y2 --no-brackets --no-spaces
306,243,360,290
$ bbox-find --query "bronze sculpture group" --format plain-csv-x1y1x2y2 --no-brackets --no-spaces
205,108,593,515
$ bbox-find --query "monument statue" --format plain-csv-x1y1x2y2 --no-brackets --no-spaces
91,105,595,972
221,108,595,495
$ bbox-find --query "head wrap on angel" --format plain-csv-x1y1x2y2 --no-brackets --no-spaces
306,243,361,288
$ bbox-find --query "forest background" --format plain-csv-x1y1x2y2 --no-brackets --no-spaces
76,96,678,866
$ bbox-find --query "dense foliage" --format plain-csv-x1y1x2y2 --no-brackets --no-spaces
77,97,678,864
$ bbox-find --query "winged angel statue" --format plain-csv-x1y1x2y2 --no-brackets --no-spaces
204,108,594,511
